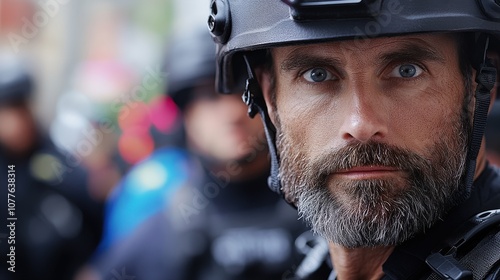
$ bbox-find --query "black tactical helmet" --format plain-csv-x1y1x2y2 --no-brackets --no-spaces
0,55,33,104
209,0,500,93
164,27,216,111
208,0,500,198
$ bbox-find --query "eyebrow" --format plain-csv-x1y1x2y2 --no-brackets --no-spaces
379,42,447,66
280,53,343,73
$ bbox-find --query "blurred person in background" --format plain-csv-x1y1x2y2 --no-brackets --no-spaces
486,99,500,166
0,55,103,280
81,25,310,280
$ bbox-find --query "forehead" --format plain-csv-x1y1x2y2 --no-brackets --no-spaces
271,33,459,62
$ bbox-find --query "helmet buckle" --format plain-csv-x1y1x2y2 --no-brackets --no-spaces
243,78,259,118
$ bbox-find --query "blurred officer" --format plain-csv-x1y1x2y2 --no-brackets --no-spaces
85,24,309,280
0,55,103,280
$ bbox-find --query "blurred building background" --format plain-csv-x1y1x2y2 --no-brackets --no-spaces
0,0,205,200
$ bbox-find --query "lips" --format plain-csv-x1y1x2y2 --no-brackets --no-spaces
337,166,399,173
334,166,400,179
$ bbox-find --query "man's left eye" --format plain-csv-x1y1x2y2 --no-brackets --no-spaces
389,64,423,78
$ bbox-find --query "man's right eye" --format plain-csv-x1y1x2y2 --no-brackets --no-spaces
302,67,334,83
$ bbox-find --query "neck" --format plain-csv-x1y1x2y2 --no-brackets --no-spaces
329,243,394,280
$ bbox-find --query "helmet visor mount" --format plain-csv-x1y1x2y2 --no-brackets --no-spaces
282,0,382,21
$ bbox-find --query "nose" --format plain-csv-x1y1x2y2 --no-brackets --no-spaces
338,88,388,143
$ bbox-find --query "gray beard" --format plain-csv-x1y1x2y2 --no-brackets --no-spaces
276,111,470,248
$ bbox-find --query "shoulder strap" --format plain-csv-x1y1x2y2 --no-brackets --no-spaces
425,209,500,280
286,231,332,280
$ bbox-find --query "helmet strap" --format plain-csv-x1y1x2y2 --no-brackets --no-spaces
465,35,496,196
242,55,290,203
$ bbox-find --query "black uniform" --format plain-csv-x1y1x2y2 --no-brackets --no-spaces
0,137,103,280
92,159,309,280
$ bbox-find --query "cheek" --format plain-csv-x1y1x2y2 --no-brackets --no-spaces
277,91,338,158
387,82,465,153
391,101,441,151
302,112,342,157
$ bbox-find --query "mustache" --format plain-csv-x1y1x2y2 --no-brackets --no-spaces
309,141,430,180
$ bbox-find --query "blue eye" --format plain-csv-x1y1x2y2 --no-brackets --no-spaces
390,64,423,78
303,68,334,82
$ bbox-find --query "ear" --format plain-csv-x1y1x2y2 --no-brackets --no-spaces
255,66,278,126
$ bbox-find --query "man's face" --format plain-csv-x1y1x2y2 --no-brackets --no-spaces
261,33,471,247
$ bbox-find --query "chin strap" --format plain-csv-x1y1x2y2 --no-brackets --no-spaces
464,35,497,197
241,55,286,200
